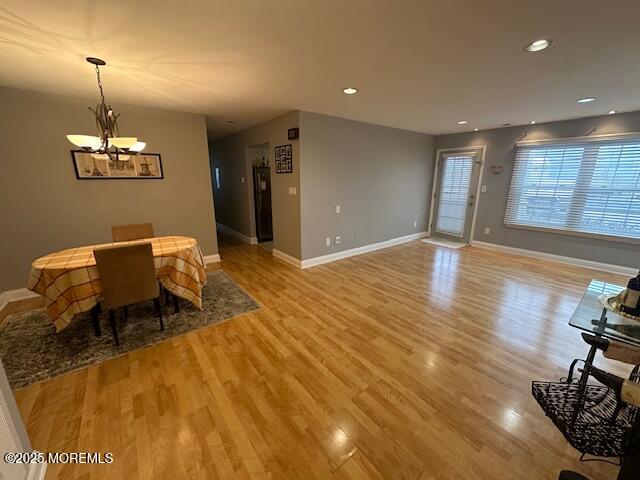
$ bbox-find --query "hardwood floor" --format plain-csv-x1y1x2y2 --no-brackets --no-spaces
14,236,630,479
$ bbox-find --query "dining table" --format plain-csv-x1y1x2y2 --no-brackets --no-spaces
27,235,207,332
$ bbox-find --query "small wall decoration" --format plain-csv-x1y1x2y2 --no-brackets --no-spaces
71,151,164,179
288,128,299,140
275,144,293,173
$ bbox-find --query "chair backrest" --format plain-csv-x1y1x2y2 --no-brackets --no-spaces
94,243,159,309
111,223,154,242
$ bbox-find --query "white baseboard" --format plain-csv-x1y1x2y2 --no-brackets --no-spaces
216,223,258,245
272,249,302,268
300,232,427,269
471,240,636,276
0,288,41,312
203,253,221,264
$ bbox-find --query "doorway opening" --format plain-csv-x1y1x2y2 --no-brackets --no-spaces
249,143,273,251
427,146,486,246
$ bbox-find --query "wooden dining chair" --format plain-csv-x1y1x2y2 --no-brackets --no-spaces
94,243,164,346
111,223,155,242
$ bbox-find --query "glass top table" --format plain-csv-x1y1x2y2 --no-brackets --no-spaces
569,279,640,348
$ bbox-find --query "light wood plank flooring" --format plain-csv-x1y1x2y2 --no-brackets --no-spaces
14,236,629,479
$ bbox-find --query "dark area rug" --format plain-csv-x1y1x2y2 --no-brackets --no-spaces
0,271,259,390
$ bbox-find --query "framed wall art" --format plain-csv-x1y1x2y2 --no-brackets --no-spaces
274,144,292,173
71,151,164,179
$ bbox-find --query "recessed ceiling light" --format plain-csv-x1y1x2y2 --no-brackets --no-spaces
608,109,617,114
474,128,479,131
523,39,554,52
341,87,358,95
457,120,468,125
530,121,536,124
576,97,595,103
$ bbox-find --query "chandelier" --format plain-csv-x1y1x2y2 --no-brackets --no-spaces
67,57,145,159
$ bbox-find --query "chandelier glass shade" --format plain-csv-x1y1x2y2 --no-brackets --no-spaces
67,57,145,158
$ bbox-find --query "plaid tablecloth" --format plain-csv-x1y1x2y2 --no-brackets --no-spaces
27,236,207,332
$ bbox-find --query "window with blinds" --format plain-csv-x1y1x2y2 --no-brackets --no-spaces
505,137,640,241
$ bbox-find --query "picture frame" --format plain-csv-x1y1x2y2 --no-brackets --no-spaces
274,144,293,173
288,127,299,140
71,151,164,179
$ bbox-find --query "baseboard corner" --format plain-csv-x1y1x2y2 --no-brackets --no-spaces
216,223,257,246
272,249,302,268
203,253,221,264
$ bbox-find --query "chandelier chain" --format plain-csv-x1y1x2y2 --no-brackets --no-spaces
95,65,106,106
66,57,144,158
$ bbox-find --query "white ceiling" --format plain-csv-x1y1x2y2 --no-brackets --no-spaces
1,1,640,138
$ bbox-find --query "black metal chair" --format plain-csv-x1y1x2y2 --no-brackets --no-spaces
534,333,640,480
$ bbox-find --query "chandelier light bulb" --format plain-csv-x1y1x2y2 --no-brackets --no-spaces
108,137,137,149
66,135,102,150
130,141,146,152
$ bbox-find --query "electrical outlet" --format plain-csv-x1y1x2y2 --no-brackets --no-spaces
241,177,245,183
325,237,331,247
413,221,417,228
483,227,490,235
335,236,342,245
481,184,487,193
336,205,341,214
288,186,297,195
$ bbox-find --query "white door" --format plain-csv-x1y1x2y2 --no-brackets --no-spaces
430,148,483,244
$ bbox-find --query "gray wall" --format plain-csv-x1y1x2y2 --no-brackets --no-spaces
299,111,435,260
435,111,640,268
210,111,301,258
0,86,218,292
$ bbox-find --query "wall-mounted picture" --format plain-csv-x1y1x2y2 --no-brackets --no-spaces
275,144,292,173
72,151,164,179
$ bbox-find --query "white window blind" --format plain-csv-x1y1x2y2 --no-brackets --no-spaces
435,153,474,236
505,137,640,241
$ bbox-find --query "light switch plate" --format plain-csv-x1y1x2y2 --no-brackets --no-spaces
325,237,331,247
413,221,417,228
288,187,297,195
481,184,487,193
241,177,245,183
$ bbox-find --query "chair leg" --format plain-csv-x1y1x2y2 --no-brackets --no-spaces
162,284,171,305
172,294,180,314
108,309,120,346
90,304,101,336
154,298,164,331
